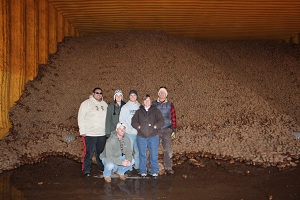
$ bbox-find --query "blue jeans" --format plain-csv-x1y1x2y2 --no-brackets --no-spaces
102,156,133,177
126,133,139,169
137,135,159,175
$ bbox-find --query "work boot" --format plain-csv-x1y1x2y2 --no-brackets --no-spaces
116,173,126,181
165,169,174,175
104,176,111,183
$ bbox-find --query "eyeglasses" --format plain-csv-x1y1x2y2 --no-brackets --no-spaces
95,92,103,94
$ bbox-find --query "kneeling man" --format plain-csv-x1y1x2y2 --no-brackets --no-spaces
100,122,133,183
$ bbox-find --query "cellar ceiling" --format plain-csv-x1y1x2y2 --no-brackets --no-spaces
48,0,300,40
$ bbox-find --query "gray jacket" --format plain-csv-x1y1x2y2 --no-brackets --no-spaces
100,131,133,165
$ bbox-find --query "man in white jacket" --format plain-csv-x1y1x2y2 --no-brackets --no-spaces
78,87,108,177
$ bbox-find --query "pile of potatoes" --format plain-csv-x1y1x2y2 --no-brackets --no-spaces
0,31,299,171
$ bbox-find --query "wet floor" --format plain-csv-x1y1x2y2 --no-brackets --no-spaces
1,156,300,200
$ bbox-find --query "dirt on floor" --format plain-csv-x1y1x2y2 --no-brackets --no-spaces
1,156,300,200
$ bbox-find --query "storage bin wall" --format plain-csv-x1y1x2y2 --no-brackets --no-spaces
0,0,78,138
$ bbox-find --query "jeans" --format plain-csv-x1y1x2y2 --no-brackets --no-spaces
137,135,159,175
126,133,140,169
158,128,173,170
102,156,134,177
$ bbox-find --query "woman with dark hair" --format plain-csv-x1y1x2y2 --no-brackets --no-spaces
131,94,164,177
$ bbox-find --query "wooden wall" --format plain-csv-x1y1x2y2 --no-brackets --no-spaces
0,0,78,138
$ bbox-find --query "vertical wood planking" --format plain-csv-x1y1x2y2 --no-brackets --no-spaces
38,0,49,64
57,11,64,42
0,0,11,137
25,0,38,81
1,0,77,138
49,3,57,54
64,17,70,37
69,22,75,36
9,0,25,106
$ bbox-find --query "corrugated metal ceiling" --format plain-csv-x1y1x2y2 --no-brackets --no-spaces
48,0,300,40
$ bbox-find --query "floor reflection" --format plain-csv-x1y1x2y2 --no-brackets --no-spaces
1,156,300,200
103,177,170,199
0,172,25,200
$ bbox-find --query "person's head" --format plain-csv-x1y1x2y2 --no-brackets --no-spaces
158,86,168,101
114,89,123,103
93,87,103,101
116,122,126,137
142,94,152,108
128,90,138,102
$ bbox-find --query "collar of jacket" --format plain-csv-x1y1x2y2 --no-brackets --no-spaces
156,97,168,103
140,105,156,111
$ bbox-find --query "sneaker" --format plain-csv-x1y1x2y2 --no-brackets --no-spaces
140,173,147,178
165,169,174,175
152,173,158,177
84,173,91,177
104,176,111,183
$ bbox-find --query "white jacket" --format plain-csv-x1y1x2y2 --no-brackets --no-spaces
78,95,108,136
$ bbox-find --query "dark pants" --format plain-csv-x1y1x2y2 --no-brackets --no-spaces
81,135,106,174
158,127,173,170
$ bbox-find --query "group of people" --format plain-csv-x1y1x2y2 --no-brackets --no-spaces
77,87,177,183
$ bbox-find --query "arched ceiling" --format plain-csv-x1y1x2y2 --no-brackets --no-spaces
48,0,300,40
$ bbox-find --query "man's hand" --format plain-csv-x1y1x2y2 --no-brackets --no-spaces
122,160,131,166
